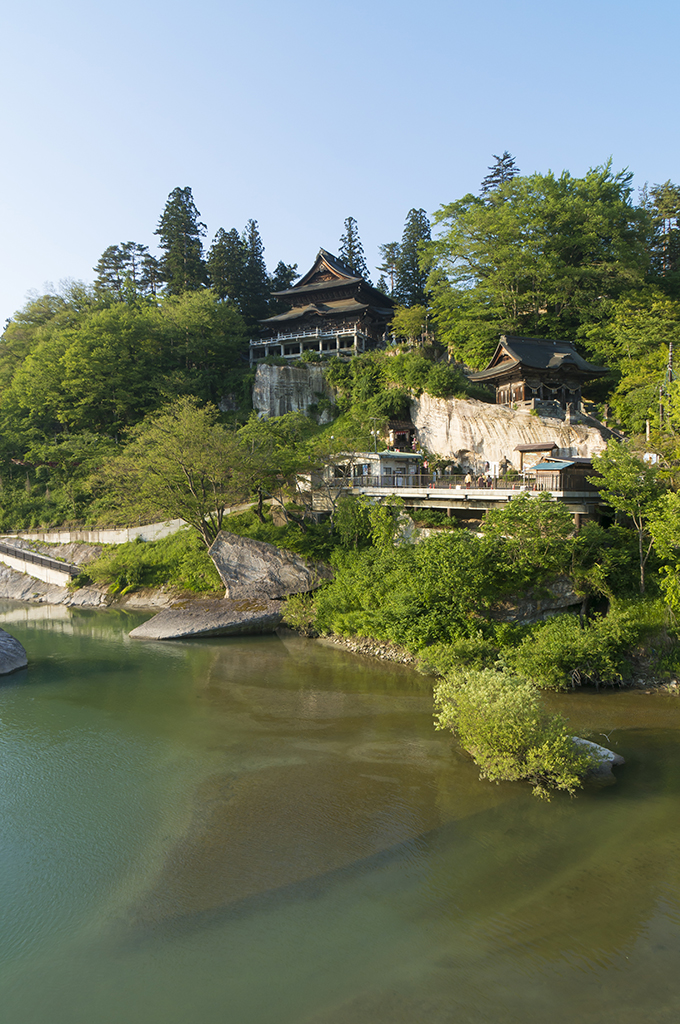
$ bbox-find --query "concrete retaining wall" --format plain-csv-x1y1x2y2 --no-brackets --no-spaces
0,550,75,587
16,519,186,546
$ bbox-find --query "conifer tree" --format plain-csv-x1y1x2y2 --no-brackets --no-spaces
94,242,158,302
339,216,371,281
155,187,207,294
480,152,520,195
649,180,680,282
377,241,401,296
268,260,299,315
207,227,246,302
239,219,270,327
394,209,431,306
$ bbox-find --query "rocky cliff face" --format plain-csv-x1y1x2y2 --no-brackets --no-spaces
252,364,335,421
410,394,615,471
209,531,332,600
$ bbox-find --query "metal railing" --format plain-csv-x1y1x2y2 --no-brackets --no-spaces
250,328,367,346
343,473,599,494
0,540,81,577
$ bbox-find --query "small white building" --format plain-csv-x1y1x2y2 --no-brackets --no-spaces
325,451,423,486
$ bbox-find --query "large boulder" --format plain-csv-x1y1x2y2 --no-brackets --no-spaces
208,531,332,601
0,628,27,673
129,597,283,641
489,576,582,624
573,737,626,782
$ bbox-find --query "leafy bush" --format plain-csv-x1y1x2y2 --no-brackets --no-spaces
85,529,223,595
312,531,522,650
507,605,643,689
434,668,594,799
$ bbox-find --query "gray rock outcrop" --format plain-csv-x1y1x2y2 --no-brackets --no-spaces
573,737,625,781
209,531,332,600
252,364,335,421
489,576,582,624
0,627,27,673
129,598,283,640
411,393,615,471
0,565,109,607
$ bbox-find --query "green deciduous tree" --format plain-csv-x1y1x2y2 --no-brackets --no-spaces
94,396,244,547
155,186,208,294
591,441,666,593
433,667,593,799
426,163,651,366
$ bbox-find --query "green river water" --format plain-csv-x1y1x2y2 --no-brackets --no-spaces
0,601,679,1023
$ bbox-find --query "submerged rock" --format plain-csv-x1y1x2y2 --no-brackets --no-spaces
208,531,332,601
129,597,283,640
573,737,625,781
0,627,27,674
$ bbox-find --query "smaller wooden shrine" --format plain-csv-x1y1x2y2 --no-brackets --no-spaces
468,335,608,409
250,249,395,364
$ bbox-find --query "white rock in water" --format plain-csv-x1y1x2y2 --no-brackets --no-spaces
0,627,27,673
129,598,283,640
572,736,625,781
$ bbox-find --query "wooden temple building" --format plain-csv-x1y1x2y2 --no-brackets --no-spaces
468,335,608,410
249,249,395,365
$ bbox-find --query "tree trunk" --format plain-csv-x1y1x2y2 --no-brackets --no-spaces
639,528,645,594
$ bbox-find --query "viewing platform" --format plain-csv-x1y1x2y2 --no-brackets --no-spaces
336,473,602,524
249,327,373,364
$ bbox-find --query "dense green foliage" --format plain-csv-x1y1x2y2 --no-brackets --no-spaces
426,163,651,368
299,485,678,688
433,668,594,799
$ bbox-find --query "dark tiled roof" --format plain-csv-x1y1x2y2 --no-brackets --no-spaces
514,442,558,452
261,298,369,325
469,335,608,381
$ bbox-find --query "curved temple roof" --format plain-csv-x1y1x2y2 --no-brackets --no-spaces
469,335,609,382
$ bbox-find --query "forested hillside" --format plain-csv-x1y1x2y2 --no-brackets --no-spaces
2,159,680,535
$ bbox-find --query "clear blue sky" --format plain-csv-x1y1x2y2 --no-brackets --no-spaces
1,0,677,324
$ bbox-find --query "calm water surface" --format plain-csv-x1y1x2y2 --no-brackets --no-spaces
0,601,679,1023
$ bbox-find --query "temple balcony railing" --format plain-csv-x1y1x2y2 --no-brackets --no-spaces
249,327,384,364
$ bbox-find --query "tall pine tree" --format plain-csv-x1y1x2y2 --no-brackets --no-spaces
207,227,246,302
155,187,207,295
480,152,520,195
339,216,371,281
239,219,270,327
268,260,299,315
394,209,431,306
377,241,401,296
94,242,159,302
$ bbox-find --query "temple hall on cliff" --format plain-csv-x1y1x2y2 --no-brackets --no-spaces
468,335,609,411
249,249,395,365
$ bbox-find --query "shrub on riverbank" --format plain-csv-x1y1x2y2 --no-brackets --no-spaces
433,668,595,799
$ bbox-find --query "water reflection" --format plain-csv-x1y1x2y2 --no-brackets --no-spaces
1,603,680,1024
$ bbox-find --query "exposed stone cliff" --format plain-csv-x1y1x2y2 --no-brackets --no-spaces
410,394,615,471
252,364,335,421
